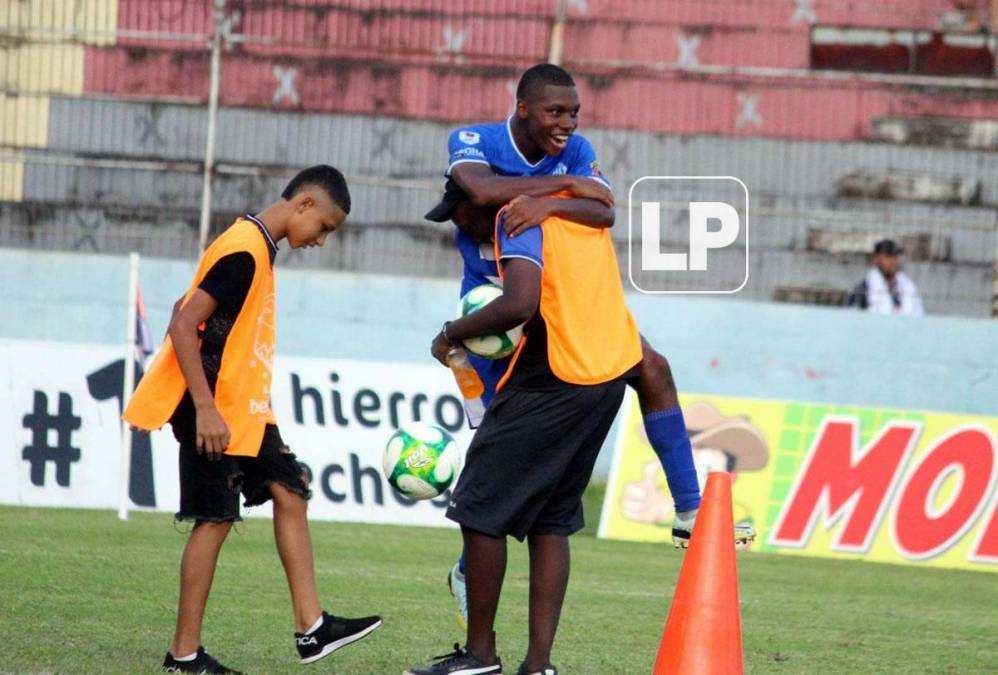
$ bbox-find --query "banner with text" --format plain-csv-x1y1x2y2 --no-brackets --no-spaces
599,391,998,572
1,339,475,528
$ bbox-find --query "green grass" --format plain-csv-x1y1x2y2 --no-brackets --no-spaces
1,499,996,674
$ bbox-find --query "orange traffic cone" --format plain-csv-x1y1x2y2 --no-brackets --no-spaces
653,471,744,674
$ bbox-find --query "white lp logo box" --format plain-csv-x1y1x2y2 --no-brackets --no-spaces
628,176,749,294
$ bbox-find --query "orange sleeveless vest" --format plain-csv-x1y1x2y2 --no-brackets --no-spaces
123,218,277,457
495,212,642,389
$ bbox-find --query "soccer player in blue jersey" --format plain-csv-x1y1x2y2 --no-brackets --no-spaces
425,64,755,638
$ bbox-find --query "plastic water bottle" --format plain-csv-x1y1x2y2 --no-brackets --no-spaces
446,347,486,428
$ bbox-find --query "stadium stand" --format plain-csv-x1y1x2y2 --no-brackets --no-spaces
2,0,996,315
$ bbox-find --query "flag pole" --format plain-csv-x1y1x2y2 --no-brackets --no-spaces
118,252,140,521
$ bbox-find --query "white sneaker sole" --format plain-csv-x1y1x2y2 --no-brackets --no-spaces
299,619,382,665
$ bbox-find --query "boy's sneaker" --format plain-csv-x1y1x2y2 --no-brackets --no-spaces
404,643,502,675
515,662,558,675
671,510,757,550
162,647,241,673
447,562,469,631
295,611,382,664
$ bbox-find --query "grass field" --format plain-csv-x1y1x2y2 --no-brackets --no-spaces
2,491,996,674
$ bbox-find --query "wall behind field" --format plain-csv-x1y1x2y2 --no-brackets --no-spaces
5,247,997,475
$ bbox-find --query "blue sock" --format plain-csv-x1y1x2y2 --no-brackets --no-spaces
644,407,701,512
458,550,466,575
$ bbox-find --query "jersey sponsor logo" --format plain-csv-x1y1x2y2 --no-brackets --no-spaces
553,162,568,175
459,130,481,145
250,398,271,415
590,160,604,177
452,146,485,159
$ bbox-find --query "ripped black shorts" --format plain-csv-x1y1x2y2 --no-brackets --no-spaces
175,424,311,523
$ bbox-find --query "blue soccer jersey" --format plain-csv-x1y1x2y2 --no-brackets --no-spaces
446,119,608,186
456,229,504,405
456,230,500,297
447,118,608,406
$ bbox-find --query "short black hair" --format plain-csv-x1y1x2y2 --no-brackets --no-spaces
872,239,902,256
516,63,576,103
281,165,351,214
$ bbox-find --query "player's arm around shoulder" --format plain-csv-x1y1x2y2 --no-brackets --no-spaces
502,190,615,238
168,289,230,460
500,137,615,236
450,160,613,220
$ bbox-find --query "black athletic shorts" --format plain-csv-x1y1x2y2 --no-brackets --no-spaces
175,424,311,523
446,379,626,541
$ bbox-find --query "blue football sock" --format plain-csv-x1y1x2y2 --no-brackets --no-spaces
644,407,701,512
458,550,466,575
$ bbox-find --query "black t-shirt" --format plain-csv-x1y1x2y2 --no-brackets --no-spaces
197,251,256,383
505,313,641,391
504,312,571,391
169,219,276,441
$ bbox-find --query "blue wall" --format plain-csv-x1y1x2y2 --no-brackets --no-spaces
4,247,997,417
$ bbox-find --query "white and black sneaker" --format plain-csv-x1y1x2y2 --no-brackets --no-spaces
295,611,382,664
515,663,558,675
404,643,502,675
672,510,757,550
162,647,241,673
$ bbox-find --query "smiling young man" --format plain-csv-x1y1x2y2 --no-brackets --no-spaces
124,165,381,673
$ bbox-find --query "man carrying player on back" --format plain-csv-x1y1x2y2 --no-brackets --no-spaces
425,63,756,636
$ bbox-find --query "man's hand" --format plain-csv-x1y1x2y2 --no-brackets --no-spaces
195,404,230,460
431,330,456,366
502,195,555,238
569,177,614,208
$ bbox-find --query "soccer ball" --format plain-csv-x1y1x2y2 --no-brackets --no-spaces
456,283,524,359
382,422,461,500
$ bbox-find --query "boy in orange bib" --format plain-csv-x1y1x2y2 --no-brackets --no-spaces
124,166,381,673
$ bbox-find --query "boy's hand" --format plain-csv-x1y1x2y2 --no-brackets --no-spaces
195,404,230,460
502,195,554,237
568,177,614,208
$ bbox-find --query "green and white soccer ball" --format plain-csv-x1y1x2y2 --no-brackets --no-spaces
456,283,524,359
382,422,461,500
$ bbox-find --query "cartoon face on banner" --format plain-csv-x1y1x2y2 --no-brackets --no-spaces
600,391,998,572
618,400,770,529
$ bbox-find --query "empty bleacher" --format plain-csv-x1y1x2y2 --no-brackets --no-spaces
2,0,996,315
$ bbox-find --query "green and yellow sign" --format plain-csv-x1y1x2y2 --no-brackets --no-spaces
599,392,998,572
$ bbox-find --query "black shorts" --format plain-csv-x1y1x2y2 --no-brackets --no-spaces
446,380,625,541
176,424,311,523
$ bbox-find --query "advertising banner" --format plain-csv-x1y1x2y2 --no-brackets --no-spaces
599,391,998,572
2,339,475,528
